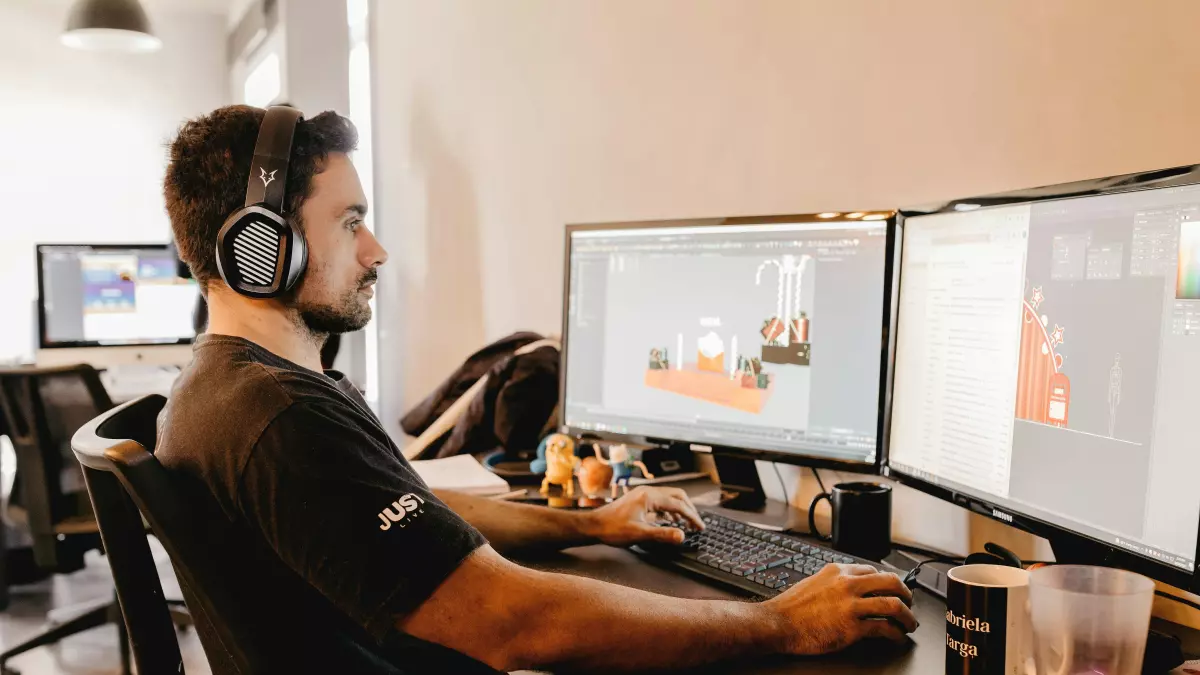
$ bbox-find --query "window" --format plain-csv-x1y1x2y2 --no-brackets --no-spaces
242,52,281,108
347,0,379,408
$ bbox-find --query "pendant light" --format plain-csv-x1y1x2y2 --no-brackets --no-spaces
61,0,162,53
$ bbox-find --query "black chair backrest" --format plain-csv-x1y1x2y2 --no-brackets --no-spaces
0,364,111,568
71,394,184,674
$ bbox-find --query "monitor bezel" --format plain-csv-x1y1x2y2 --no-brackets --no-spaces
882,163,1200,594
36,243,198,350
559,213,898,474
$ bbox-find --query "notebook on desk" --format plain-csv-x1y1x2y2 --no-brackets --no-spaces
411,454,512,495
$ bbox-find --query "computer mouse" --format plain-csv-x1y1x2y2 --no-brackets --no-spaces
861,615,918,641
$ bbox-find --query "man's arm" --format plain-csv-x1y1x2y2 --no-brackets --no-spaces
433,489,596,552
434,486,705,554
399,545,917,673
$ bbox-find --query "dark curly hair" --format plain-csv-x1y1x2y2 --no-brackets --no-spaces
163,105,358,292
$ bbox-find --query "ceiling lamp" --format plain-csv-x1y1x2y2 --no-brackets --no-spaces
61,0,162,53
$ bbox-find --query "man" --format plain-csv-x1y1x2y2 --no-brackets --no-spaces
160,105,916,674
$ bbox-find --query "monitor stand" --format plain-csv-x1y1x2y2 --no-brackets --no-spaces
1047,533,1113,566
712,453,767,511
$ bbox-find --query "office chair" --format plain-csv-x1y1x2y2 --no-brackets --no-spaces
75,394,506,675
0,366,187,675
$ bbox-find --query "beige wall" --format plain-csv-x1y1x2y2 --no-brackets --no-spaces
370,0,1200,553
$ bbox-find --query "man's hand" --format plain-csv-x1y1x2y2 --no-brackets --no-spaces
585,486,706,547
764,563,918,654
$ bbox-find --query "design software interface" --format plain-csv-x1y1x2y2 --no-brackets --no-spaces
40,245,199,347
890,185,1200,572
564,221,889,463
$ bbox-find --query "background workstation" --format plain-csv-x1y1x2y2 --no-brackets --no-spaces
4,0,1200,672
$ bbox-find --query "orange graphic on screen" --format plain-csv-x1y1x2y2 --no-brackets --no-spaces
1016,286,1070,426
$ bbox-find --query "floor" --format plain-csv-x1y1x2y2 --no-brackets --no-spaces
0,540,210,675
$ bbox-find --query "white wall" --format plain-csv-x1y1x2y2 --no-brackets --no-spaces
371,0,1200,553
0,1,227,362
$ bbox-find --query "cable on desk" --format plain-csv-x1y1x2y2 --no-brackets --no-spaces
772,463,790,506
811,467,828,494
1156,590,1200,613
902,554,961,591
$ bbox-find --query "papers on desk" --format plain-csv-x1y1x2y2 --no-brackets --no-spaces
410,454,512,495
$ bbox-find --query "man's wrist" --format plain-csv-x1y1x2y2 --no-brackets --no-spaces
575,509,605,544
748,599,789,654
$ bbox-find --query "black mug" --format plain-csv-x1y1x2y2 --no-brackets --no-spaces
945,564,1031,675
808,481,892,561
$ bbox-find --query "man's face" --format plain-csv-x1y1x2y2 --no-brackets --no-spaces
287,152,388,335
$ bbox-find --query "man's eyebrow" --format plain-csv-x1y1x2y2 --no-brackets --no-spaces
339,204,368,217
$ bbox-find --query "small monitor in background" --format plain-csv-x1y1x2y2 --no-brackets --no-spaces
36,244,200,367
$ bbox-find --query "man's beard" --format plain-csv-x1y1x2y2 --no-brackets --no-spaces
289,269,376,336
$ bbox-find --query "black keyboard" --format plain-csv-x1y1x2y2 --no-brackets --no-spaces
635,510,870,598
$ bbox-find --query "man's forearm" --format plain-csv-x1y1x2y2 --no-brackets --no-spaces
402,548,784,673
434,489,598,553
505,566,784,672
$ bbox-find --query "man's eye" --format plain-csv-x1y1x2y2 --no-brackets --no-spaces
346,219,362,232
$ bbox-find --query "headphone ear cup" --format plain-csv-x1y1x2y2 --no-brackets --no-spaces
280,219,308,292
216,206,299,298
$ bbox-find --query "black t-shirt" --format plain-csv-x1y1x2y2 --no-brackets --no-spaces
157,335,490,674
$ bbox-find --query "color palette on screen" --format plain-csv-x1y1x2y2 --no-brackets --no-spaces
1178,221,1200,300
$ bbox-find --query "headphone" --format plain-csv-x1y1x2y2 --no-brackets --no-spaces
216,105,308,298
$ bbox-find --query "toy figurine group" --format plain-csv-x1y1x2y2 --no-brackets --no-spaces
534,433,654,498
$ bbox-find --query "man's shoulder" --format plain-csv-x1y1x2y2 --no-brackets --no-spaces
157,337,368,472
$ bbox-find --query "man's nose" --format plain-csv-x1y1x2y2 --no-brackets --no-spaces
361,227,388,267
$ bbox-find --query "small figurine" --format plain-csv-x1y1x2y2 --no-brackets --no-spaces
577,455,614,497
531,432,573,475
540,434,581,496
594,443,654,498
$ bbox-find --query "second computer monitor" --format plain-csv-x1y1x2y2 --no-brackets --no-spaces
888,169,1200,588
561,214,895,468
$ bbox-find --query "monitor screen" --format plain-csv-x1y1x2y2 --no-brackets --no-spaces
38,245,200,348
562,217,891,466
889,184,1200,573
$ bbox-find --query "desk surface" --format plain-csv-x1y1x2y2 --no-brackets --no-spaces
523,544,945,674
515,482,946,674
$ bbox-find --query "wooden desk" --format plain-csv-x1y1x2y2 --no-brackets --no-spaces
512,481,948,674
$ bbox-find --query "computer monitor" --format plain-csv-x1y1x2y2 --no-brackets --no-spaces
886,164,1200,592
561,213,897,505
36,244,200,366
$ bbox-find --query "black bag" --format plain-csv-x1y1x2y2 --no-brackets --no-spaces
400,332,559,460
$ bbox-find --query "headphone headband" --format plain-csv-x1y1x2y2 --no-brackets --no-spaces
215,105,308,298
244,106,302,212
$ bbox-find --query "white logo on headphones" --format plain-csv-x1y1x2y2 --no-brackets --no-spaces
259,167,277,188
